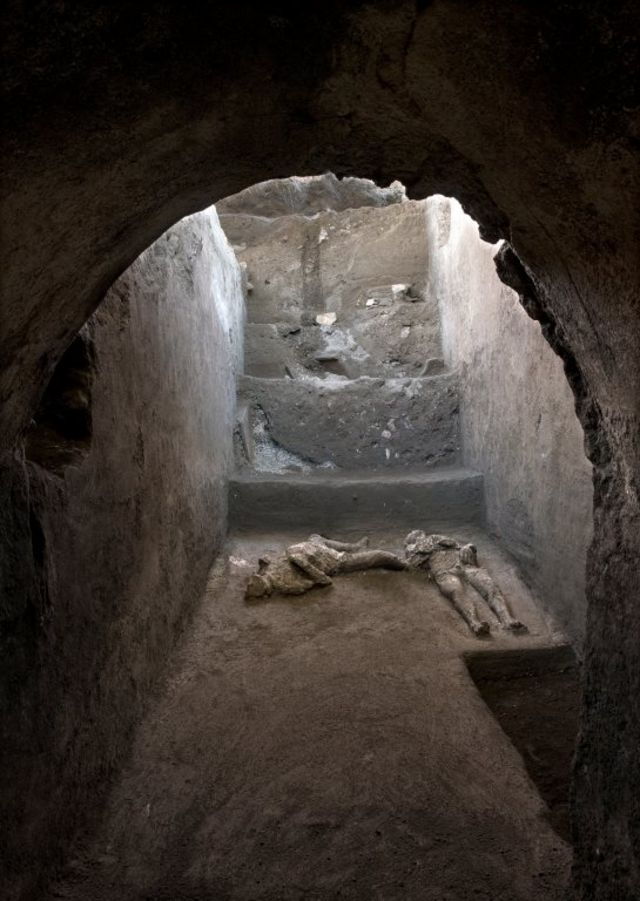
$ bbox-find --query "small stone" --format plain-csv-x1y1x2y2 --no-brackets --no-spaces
316,312,337,326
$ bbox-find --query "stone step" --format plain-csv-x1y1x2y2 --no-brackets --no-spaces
238,373,461,470
229,467,484,533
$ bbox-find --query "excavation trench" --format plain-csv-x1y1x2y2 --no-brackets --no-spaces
41,176,591,901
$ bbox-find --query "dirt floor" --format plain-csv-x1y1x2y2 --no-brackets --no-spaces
49,527,575,900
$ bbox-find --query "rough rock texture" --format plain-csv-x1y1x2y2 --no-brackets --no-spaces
240,374,460,470
1,4,639,898
227,181,456,474
217,172,407,217
221,199,436,378
0,210,244,900
225,179,457,475
426,197,594,648
242,299,440,380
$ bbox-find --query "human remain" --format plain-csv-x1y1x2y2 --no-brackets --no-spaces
245,533,405,599
403,530,526,636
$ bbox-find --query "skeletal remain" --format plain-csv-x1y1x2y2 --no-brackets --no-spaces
245,534,405,599
404,530,526,637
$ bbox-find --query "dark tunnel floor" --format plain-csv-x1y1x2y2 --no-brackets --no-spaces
465,646,580,844
49,529,574,900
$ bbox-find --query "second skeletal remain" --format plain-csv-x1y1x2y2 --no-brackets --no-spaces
404,530,526,636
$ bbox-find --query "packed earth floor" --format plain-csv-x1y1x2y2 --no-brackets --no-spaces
50,527,577,901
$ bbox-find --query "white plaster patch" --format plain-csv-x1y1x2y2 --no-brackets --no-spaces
251,408,312,474
316,312,337,326
229,556,250,568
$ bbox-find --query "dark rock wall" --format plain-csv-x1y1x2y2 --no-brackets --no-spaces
426,197,593,647
1,3,638,898
0,210,244,900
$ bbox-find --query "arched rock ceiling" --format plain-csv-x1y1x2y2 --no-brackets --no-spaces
1,1,638,447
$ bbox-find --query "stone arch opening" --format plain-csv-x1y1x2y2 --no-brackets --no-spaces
1,170,634,901
9,172,591,900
